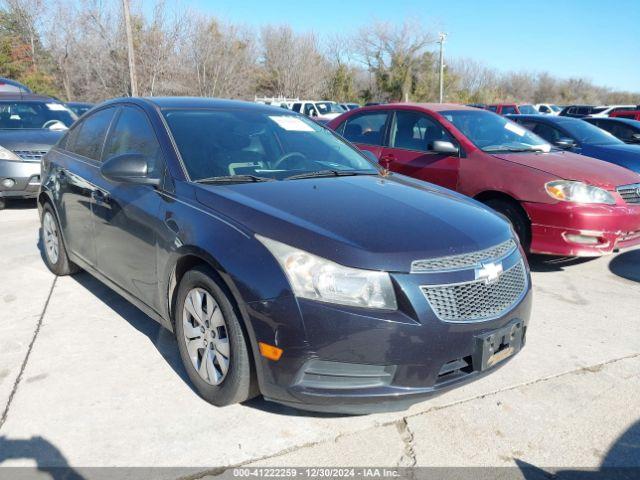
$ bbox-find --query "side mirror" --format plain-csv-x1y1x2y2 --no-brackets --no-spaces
554,138,576,150
100,153,160,186
431,140,459,155
361,150,378,163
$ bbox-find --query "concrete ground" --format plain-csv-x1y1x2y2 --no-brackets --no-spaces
1,201,639,478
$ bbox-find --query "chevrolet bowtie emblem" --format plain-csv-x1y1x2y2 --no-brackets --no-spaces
476,261,503,285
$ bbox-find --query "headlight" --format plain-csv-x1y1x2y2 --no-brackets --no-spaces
0,145,20,161
545,180,615,205
256,235,398,310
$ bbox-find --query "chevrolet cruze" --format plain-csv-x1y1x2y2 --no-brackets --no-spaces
39,98,531,413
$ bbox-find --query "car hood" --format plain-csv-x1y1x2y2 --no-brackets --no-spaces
318,112,342,120
579,143,640,175
0,129,64,161
489,150,640,189
195,174,512,273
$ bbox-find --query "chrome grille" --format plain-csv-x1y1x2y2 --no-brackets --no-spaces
421,261,527,322
617,183,640,205
411,239,517,273
13,150,48,161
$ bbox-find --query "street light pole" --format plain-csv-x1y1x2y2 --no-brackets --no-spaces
122,0,138,97
438,33,447,103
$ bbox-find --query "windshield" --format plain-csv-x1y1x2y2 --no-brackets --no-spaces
163,109,379,181
561,119,624,146
518,104,538,114
441,110,550,152
0,101,76,129
316,102,345,115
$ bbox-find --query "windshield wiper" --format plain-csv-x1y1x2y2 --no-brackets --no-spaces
194,174,275,184
285,170,378,180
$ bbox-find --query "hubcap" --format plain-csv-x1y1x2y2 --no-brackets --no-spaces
43,212,60,265
182,288,230,386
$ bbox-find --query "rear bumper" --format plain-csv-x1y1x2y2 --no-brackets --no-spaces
0,160,41,199
523,201,640,256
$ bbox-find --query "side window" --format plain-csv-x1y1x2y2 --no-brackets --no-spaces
340,112,389,146
103,106,163,177
390,111,451,152
66,108,116,161
292,103,302,113
501,106,517,115
303,103,317,116
533,123,564,143
539,105,550,113
488,106,497,112
610,124,634,141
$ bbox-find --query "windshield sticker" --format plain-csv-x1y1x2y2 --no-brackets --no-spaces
46,103,68,111
269,116,315,132
504,122,527,136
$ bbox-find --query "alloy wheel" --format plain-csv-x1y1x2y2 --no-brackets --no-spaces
43,211,60,265
182,287,231,385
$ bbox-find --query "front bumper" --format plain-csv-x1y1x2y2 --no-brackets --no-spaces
246,253,532,414
523,201,640,256
0,160,41,199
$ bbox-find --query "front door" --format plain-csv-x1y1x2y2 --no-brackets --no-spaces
91,105,165,311
53,107,117,266
381,110,460,191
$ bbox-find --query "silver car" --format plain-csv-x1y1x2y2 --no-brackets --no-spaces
0,94,76,209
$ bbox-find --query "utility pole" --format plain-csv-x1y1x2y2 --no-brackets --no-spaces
438,33,447,103
122,0,138,97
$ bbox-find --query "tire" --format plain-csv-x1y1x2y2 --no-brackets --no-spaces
0,197,6,210
41,203,80,276
175,265,257,406
484,198,531,251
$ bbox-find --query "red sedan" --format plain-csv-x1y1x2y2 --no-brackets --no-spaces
327,103,640,257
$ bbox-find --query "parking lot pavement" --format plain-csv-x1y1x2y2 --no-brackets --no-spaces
0,205,639,473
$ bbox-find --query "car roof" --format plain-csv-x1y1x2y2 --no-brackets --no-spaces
585,116,640,127
0,93,62,102
505,114,581,125
377,102,481,112
99,96,302,115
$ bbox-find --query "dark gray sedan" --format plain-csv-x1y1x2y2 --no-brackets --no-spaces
0,94,76,208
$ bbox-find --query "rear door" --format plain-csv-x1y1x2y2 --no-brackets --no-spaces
380,109,460,190
91,105,166,310
336,110,390,159
53,106,117,266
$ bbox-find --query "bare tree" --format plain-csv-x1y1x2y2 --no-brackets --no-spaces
258,25,329,98
352,20,436,102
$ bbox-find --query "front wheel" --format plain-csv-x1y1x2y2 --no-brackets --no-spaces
0,197,6,210
175,266,257,406
484,198,531,252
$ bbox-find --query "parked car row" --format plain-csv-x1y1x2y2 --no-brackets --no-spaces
1,86,638,414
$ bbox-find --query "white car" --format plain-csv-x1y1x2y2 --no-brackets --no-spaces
534,104,562,115
588,105,637,118
290,101,346,121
